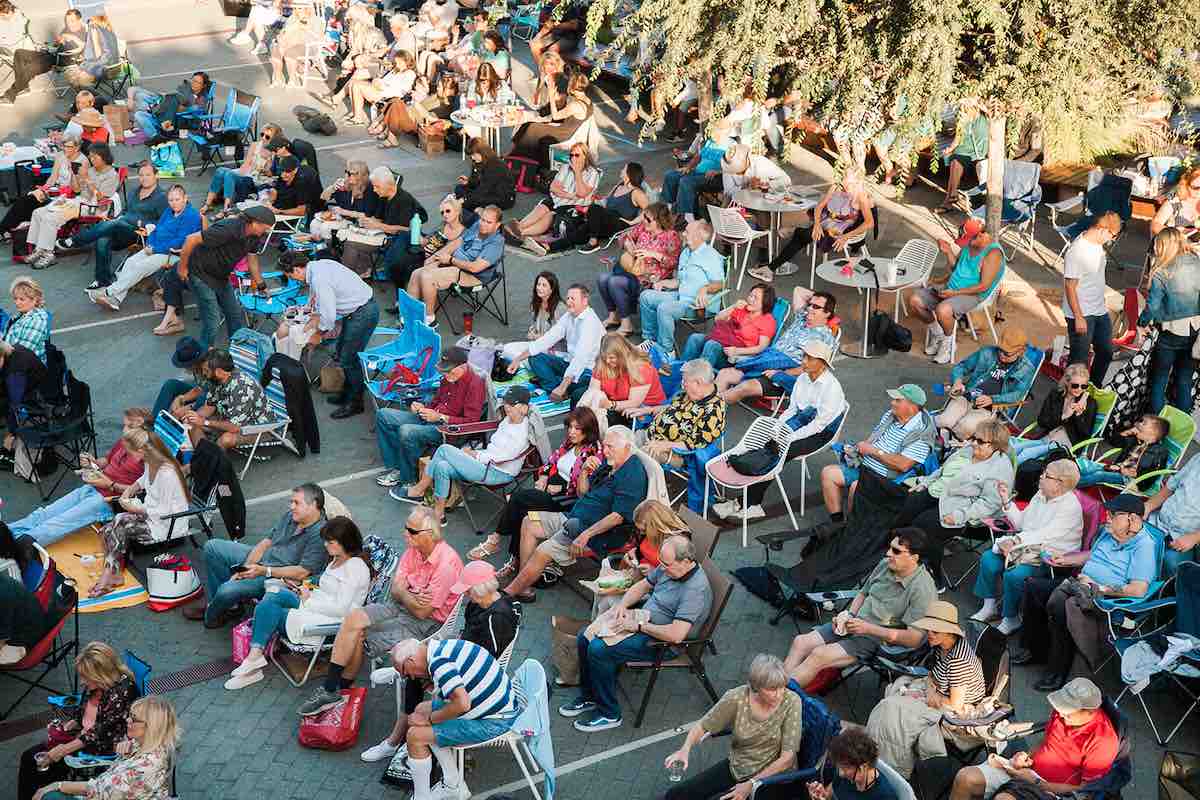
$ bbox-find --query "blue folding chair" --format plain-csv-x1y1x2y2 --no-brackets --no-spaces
964,159,1043,259
360,290,442,411
184,88,261,175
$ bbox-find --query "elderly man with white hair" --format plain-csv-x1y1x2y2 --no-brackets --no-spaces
503,426,648,603
389,633,517,800
340,166,423,278
721,143,791,196
638,220,727,359
628,358,726,465
560,534,712,732
361,560,520,766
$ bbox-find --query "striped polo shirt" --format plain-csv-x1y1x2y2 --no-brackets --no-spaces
861,411,932,477
930,636,987,704
428,639,517,720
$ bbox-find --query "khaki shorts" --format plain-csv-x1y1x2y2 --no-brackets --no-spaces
430,266,482,291
362,600,438,655
534,513,582,566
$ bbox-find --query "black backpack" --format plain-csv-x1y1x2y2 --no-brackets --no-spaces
868,311,913,354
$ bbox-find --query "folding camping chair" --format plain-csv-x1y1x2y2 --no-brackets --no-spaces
13,371,98,501
92,37,134,100
1047,170,1133,262
433,255,510,335
963,159,1043,259
1080,404,1195,497
228,343,300,478
185,88,262,175
360,289,442,412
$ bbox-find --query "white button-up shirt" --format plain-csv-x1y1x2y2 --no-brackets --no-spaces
1005,489,1084,555
527,306,605,382
781,368,846,440
306,259,373,333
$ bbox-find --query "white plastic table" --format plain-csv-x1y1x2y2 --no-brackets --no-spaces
733,186,822,268
450,103,527,159
815,256,908,359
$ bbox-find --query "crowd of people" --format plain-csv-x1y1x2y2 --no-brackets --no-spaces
2,1,1200,799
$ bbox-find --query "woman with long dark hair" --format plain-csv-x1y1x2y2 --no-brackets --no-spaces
500,271,566,363
225,516,371,690
508,72,593,169
456,139,516,210
570,162,650,254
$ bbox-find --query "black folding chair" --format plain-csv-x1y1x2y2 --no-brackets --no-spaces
433,255,509,334
15,371,98,501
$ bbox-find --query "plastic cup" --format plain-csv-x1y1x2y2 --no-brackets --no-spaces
463,311,474,334
668,760,685,782
35,752,52,772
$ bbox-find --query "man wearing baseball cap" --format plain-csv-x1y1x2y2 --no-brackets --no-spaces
375,345,486,497
263,154,320,219
1013,493,1156,692
909,215,1005,364
360,559,520,765
715,339,847,521
175,204,276,348
936,325,1038,441
950,676,1118,800
818,383,935,525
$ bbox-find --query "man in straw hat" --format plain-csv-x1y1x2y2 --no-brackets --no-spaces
936,326,1038,442
949,676,1118,800
714,338,846,521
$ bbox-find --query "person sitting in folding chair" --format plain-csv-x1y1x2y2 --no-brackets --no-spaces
713,340,844,522
0,524,60,666
1009,364,1098,465
629,358,724,466
0,1,48,106
25,143,120,270
559,534,711,733
783,527,936,691
88,430,190,598
393,386,533,522
5,406,149,546
260,155,320,220
1012,493,1158,692
184,483,329,628
505,283,605,402
407,204,505,325
578,334,668,429
807,728,903,800
503,425,648,603
4,276,50,363
936,327,1037,442
1143,454,1200,577
226,516,371,690
680,283,777,371
278,251,379,419
127,70,212,139
949,677,1117,800
176,349,272,452
362,560,520,766
637,219,725,360
910,217,1005,365
298,507,464,717
1075,413,1169,489
718,287,838,406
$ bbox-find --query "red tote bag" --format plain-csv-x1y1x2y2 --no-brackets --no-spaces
298,687,367,751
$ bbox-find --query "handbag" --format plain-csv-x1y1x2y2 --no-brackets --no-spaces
298,687,367,750
318,363,346,394
727,441,781,476
381,346,435,395
149,141,185,178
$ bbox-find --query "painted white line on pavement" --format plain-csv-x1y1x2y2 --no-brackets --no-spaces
53,306,197,335
476,721,695,799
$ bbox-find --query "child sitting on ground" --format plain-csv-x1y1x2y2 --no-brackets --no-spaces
1076,413,1170,489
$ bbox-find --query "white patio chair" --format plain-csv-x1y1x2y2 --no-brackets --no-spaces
708,204,770,291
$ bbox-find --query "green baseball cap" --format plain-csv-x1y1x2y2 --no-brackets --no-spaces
887,383,927,407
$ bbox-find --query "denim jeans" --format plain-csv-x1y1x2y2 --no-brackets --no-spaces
73,218,138,285
1148,331,1197,414
1163,545,1198,578
596,271,641,318
639,290,690,354
661,170,683,206
7,485,114,546
1076,457,1123,488
576,631,659,720
1010,437,1060,466
972,550,1047,619
1066,313,1114,388
130,88,161,136
528,353,590,405
189,274,244,348
681,333,728,369
427,443,513,499
152,378,204,419
376,409,443,483
202,539,265,625
337,299,379,401
208,167,257,204
251,587,300,648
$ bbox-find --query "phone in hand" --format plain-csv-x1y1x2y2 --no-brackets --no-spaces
229,564,248,574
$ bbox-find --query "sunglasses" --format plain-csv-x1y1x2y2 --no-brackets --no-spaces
887,545,910,556
1069,382,1087,389
570,151,585,158
441,208,454,215
405,526,432,536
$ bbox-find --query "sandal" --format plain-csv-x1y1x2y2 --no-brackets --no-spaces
509,589,536,603
154,320,185,336
468,534,501,560
495,556,517,579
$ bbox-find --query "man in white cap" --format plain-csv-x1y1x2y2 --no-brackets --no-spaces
714,339,847,521
361,560,520,765
949,677,1117,800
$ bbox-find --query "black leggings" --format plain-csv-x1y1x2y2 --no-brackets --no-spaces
388,246,424,293
661,758,794,800
1,192,49,234
497,487,572,559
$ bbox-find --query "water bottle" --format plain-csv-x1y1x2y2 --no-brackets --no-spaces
410,211,421,248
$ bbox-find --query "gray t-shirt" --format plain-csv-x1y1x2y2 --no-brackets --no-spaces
259,512,329,576
643,564,712,639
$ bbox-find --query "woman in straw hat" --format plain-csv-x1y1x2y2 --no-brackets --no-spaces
865,600,987,778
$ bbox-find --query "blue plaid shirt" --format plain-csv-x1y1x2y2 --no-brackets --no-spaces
3,307,50,363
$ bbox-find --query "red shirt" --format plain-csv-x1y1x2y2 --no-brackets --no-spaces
1031,710,1119,787
99,441,144,499
599,362,666,407
709,307,776,349
637,537,661,567
430,369,486,425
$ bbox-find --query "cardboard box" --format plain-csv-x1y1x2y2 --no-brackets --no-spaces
418,127,445,156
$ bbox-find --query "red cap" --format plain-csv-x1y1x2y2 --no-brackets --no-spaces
450,560,497,594
954,217,986,247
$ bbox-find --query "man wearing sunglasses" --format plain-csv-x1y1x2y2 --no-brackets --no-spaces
299,507,465,718
937,326,1037,442
784,527,936,689
1062,212,1121,386
910,216,1005,364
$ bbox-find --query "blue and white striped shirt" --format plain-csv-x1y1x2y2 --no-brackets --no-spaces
428,639,516,720
861,410,932,477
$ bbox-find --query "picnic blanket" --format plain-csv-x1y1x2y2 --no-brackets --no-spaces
46,527,149,612
493,369,570,418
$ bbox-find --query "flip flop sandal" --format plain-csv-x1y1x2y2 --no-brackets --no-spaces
468,534,501,560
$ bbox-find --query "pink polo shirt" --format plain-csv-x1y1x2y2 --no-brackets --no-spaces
397,540,464,623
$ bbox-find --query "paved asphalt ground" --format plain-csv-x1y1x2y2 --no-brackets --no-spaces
0,2,1197,798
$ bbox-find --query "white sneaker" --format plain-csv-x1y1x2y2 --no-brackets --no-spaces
369,666,398,686
932,336,953,365
712,499,741,520
229,32,253,45
741,504,766,520
232,651,267,677
429,780,471,800
996,616,1023,635
224,669,264,690
252,43,269,55
970,599,1000,622
924,327,943,355
360,738,399,763
376,469,403,487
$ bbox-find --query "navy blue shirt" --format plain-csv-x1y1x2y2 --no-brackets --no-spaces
568,455,647,531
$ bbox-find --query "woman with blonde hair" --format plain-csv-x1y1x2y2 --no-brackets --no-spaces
347,49,419,126
89,431,190,597
1009,362,1098,464
310,160,378,240
579,333,667,427
1140,226,1200,412
505,141,600,246
19,642,139,800
201,122,285,214
631,499,689,568
5,276,50,362
387,193,466,301
1151,166,1200,236
33,695,181,800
